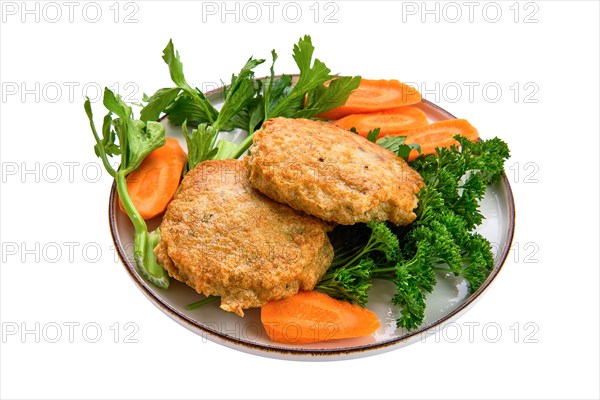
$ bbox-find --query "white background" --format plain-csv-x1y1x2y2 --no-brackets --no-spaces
1,1,599,399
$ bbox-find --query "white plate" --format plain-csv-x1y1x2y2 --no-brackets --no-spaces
109,86,515,360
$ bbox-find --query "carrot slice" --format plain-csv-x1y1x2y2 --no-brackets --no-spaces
318,79,422,120
334,107,429,138
118,137,187,220
401,119,479,161
261,291,380,344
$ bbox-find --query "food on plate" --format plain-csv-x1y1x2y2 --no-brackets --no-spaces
118,138,187,220
86,35,512,345
155,159,334,316
246,117,424,226
333,106,429,138
317,78,422,120
261,290,380,344
401,119,480,161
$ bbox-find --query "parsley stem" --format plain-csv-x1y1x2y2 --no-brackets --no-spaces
190,90,216,125
232,133,255,159
187,296,219,310
116,171,147,236
116,171,169,288
84,100,116,177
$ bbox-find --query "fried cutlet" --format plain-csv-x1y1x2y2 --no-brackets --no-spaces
155,159,334,316
246,117,424,225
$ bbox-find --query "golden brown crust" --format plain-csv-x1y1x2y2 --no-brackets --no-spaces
155,159,334,316
246,117,424,225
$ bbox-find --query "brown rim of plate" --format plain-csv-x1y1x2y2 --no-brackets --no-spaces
108,81,516,357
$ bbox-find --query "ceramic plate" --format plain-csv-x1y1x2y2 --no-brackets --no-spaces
109,84,515,360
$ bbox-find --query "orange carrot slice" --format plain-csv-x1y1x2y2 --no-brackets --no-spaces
319,79,422,120
119,137,187,219
402,119,479,161
334,107,429,138
261,291,380,344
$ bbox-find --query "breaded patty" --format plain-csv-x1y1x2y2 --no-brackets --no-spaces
155,159,334,316
246,117,424,225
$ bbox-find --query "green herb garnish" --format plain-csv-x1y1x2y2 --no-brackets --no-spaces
141,35,360,165
85,88,170,289
317,136,510,329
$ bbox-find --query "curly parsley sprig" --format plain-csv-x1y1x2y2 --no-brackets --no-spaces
318,136,510,330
